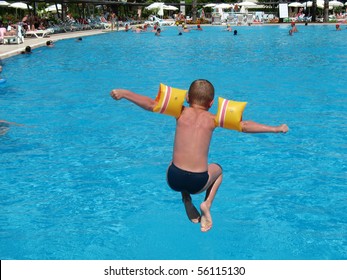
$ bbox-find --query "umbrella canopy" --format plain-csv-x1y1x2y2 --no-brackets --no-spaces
163,5,178,11
238,1,258,6
302,1,313,7
288,2,304,7
0,1,9,6
45,4,62,13
9,2,32,9
214,4,234,9
145,2,164,10
329,0,344,7
145,3,164,16
145,3,178,16
203,4,216,8
316,0,333,9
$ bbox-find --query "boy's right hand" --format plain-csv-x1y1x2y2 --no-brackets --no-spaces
277,124,289,133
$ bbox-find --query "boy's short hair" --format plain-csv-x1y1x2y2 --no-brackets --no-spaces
188,79,214,107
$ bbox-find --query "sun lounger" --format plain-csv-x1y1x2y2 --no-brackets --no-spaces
144,16,175,27
246,14,254,25
25,30,50,38
2,26,24,45
0,27,6,44
237,14,244,25
212,15,222,25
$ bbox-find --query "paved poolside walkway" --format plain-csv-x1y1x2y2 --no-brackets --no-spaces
0,29,114,60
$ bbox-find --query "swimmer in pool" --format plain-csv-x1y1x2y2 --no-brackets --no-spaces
0,120,24,135
110,79,288,232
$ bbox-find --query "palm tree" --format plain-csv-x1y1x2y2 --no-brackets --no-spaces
192,0,197,22
323,0,329,22
312,0,317,22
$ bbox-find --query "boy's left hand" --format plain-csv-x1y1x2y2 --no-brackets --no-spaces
110,89,124,100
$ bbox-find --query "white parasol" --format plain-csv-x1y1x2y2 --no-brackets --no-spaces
203,4,217,8
163,5,178,11
145,2,164,10
45,4,62,13
237,1,258,6
9,2,32,9
214,4,234,9
0,1,10,6
302,1,313,7
145,2,164,16
288,2,304,7
328,1,344,7
316,0,333,9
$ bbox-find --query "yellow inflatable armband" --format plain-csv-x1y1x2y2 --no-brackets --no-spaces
214,97,247,132
153,83,187,118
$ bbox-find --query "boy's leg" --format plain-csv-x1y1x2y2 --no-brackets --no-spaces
200,163,223,232
181,191,201,223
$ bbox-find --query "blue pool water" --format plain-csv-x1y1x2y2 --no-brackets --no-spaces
0,25,346,260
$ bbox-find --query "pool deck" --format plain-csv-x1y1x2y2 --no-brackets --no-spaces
0,29,115,60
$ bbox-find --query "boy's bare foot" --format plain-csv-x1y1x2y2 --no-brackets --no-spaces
200,201,212,232
182,195,201,223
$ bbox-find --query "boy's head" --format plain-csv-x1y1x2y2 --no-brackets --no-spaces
187,79,214,108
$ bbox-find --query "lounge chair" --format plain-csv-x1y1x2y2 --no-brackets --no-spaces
212,15,222,25
227,14,237,25
237,14,244,25
0,27,6,44
144,15,175,27
246,14,254,25
25,30,50,38
3,25,24,45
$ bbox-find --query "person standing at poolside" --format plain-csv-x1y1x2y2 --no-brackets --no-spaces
110,79,288,232
111,12,116,31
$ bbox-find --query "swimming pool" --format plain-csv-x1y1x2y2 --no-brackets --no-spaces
0,25,346,260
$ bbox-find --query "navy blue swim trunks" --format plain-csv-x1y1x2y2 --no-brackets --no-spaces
166,163,209,194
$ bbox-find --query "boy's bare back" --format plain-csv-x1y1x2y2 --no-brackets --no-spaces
172,106,215,173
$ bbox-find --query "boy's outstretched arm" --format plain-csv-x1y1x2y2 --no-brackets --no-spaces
240,121,288,133
110,89,157,111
